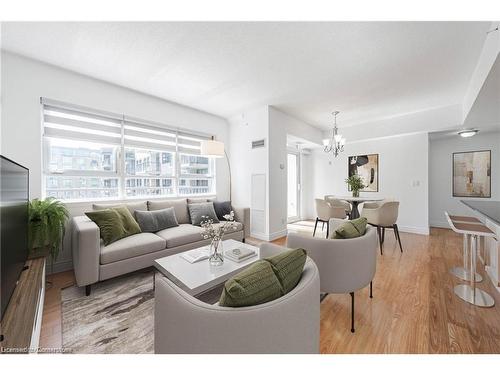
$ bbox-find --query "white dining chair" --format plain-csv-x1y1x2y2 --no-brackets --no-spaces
314,198,347,238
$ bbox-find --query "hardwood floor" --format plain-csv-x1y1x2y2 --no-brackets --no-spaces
39,225,500,353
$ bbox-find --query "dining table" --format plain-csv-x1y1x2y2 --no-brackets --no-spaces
334,196,384,219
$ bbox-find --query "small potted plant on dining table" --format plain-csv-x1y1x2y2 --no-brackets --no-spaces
345,174,365,198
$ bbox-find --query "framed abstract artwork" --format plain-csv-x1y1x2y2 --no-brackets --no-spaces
452,150,491,198
348,154,379,192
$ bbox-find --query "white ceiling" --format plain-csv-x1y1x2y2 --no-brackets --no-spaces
1,22,490,129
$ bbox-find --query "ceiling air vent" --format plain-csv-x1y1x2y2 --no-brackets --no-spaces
252,139,265,149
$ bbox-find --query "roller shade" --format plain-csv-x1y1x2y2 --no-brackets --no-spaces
43,105,122,145
123,119,177,152
178,131,211,155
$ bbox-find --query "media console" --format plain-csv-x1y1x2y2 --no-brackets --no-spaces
0,258,46,353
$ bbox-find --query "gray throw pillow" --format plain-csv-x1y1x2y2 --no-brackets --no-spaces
134,207,179,233
188,202,219,226
213,201,232,221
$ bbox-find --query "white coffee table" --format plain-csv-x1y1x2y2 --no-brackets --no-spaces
154,239,260,296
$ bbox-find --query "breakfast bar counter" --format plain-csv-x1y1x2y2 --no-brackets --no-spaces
462,200,500,292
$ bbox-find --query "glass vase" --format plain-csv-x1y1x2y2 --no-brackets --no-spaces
209,238,224,266
352,190,360,198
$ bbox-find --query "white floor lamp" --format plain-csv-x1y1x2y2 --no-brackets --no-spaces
200,139,231,201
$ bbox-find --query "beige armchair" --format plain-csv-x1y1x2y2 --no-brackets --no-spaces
154,249,320,353
287,219,377,333
314,198,347,238
324,195,352,217
361,200,402,254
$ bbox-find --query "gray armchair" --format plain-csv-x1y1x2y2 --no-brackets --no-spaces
154,248,321,353
287,219,377,333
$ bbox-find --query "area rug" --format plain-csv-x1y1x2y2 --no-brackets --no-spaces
61,269,155,354
61,268,224,354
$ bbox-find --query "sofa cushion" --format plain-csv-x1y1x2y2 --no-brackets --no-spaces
265,248,307,294
155,224,204,248
332,217,368,239
148,198,190,224
100,232,166,264
213,201,232,221
93,201,147,215
135,207,179,233
219,248,307,307
188,202,219,226
85,206,142,246
187,197,213,204
219,260,283,307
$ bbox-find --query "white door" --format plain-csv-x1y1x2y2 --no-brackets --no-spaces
287,152,300,222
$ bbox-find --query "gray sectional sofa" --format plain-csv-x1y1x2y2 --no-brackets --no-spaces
71,198,250,295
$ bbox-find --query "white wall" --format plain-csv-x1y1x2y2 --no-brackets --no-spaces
268,107,323,238
1,51,231,271
429,131,500,228
228,106,269,239
229,105,322,240
308,133,430,234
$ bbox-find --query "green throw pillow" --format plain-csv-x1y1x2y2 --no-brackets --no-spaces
86,206,141,246
333,217,368,239
265,248,307,294
219,248,307,307
113,206,142,236
219,260,282,307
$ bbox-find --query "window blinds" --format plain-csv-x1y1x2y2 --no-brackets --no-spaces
42,99,212,153
123,119,177,152
43,104,122,145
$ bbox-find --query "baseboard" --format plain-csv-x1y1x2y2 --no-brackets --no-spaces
397,225,430,235
46,260,73,275
250,229,288,241
429,221,450,229
268,229,288,241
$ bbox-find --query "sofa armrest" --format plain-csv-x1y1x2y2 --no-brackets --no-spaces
71,216,100,287
232,206,250,239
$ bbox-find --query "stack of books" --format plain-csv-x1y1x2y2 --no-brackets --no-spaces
224,247,257,263
180,247,210,263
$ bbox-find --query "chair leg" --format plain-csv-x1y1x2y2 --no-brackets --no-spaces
85,284,91,296
313,218,319,237
394,224,403,252
376,226,383,255
382,227,385,243
326,221,329,239
370,281,373,298
350,292,355,333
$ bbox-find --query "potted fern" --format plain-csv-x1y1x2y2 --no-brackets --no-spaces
345,174,366,198
28,197,69,265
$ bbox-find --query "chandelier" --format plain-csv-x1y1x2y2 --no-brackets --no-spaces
323,111,345,157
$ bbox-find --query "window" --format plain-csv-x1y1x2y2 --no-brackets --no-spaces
178,153,214,195
42,99,215,201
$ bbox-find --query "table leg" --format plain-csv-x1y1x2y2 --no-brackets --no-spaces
350,202,360,219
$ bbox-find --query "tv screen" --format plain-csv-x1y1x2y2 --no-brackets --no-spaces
1,155,29,320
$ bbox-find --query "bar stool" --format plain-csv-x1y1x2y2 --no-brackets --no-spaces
446,212,496,307
446,214,483,282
